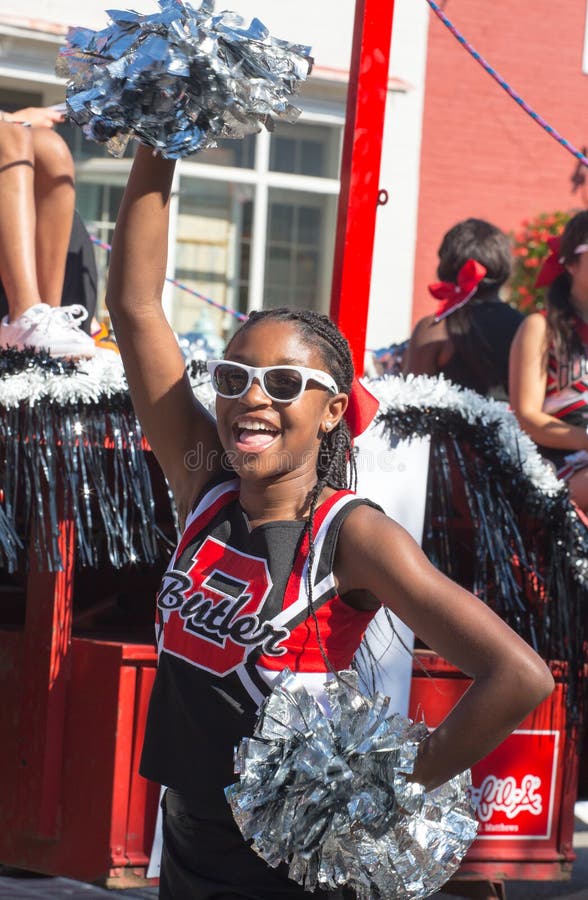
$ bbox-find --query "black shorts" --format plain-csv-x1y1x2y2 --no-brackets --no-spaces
160,789,354,900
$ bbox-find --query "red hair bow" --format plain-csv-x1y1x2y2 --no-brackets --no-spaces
428,259,487,322
535,236,563,288
345,378,379,438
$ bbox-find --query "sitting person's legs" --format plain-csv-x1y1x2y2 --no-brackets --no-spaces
0,121,40,318
32,125,75,309
0,120,95,357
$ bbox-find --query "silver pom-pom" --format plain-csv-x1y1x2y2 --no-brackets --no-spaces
225,670,478,899
57,0,313,159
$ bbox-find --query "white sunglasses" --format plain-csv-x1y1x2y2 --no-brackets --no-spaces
207,360,338,402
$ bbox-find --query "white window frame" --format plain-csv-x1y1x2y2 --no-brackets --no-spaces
77,100,346,322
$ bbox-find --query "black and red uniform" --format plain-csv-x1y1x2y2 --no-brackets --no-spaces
141,477,379,899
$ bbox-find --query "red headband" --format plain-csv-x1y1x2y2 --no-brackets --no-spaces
428,259,487,322
344,377,379,438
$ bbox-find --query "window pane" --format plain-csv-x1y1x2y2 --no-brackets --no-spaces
300,140,324,177
75,181,130,318
269,122,341,179
194,135,256,168
264,189,337,316
107,187,124,223
265,246,293,287
264,286,292,310
293,289,316,310
298,207,321,245
172,178,245,341
239,240,250,281
296,249,319,288
270,136,297,174
0,87,43,109
268,204,294,243
57,121,135,161
241,200,253,240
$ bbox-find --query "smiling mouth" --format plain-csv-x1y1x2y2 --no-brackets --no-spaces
233,420,281,452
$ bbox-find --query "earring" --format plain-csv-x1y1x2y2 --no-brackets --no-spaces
324,422,332,431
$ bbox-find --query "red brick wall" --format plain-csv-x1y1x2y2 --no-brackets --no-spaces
412,0,588,324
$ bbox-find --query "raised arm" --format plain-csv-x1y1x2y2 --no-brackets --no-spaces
106,145,225,521
509,312,588,452
337,507,554,790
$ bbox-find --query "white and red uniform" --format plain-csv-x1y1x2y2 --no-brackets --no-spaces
541,318,588,480
140,477,379,816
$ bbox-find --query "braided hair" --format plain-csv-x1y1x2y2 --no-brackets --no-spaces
227,307,357,674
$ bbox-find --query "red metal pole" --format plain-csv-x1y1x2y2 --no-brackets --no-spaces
330,0,396,371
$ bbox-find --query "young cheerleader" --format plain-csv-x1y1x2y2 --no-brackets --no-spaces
106,146,553,899
510,210,588,513
404,218,522,400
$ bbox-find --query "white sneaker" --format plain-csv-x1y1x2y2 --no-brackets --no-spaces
0,303,96,358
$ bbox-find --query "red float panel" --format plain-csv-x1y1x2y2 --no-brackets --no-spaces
0,635,159,884
409,651,578,882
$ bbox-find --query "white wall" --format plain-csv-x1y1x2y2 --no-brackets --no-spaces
1,0,355,69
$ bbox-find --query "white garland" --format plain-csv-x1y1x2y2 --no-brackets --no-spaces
0,351,214,410
369,374,565,498
0,352,128,408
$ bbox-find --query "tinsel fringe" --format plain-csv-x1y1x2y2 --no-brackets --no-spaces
371,374,588,722
0,349,210,573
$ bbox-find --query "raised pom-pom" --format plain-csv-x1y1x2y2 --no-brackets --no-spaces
57,0,313,159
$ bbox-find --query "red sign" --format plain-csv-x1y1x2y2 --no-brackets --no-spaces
469,730,559,840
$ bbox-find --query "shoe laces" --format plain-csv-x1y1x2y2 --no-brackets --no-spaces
36,304,89,333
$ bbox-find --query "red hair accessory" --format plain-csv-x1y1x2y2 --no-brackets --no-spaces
428,259,487,322
344,378,379,438
535,236,563,288
536,237,588,288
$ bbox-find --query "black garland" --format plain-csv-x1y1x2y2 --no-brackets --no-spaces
0,346,80,377
0,349,172,573
377,402,588,724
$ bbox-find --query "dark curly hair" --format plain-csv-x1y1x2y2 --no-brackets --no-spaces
437,218,512,296
227,307,357,674
546,211,588,362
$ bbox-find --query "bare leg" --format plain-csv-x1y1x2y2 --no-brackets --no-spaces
0,123,42,319
0,119,94,356
32,127,75,308
568,468,588,514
